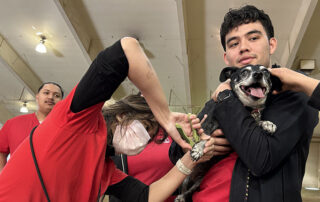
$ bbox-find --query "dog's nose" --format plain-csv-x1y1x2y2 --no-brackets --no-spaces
253,72,263,80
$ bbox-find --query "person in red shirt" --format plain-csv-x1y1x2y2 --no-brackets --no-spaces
0,82,63,172
0,37,211,202
105,94,180,202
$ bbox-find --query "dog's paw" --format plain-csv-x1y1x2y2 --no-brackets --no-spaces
259,121,277,134
190,140,206,161
174,195,186,202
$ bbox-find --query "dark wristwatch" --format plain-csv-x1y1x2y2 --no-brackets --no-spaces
217,90,233,103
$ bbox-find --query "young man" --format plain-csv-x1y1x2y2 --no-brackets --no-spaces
170,5,318,202
205,5,318,202
0,82,63,172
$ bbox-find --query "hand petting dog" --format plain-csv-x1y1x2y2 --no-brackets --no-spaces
269,67,319,96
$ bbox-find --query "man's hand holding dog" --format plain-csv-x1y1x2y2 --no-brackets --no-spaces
211,80,232,101
208,129,232,155
199,115,231,158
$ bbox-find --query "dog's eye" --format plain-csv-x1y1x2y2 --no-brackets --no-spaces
261,69,270,76
241,70,249,77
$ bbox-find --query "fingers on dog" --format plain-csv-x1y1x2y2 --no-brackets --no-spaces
205,137,215,147
200,114,208,124
213,151,230,156
214,145,232,152
213,137,230,146
197,128,204,136
211,129,224,137
200,133,211,141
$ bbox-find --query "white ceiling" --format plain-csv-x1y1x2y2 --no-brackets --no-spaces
0,0,319,120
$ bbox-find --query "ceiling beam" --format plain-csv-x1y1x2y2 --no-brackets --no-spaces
54,0,127,100
280,0,318,67
175,0,192,112
54,0,93,63
182,0,207,113
0,34,42,95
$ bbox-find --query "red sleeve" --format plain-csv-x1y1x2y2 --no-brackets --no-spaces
101,157,128,194
110,167,128,185
0,121,10,153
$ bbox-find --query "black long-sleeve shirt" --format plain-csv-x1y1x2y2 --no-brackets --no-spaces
213,90,318,202
308,83,320,110
169,89,318,202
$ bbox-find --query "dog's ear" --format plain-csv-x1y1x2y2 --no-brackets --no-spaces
220,67,238,82
270,64,283,91
270,75,282,91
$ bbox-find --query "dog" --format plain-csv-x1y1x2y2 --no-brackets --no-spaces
175,65,282,202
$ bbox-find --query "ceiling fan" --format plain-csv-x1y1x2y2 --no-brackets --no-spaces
3,87,37,114
35,32,64,58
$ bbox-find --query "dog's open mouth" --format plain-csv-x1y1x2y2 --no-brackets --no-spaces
241,83,266,99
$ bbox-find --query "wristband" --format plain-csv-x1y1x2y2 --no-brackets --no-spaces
176,159,192,175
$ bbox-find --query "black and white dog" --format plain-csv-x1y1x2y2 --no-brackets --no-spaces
175,65,282,202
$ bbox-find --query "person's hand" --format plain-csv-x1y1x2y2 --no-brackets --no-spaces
166,112,201,150
204,129,232,156
269,67,319,96
269,67,302,93
195,133,214,162
211,80,231,101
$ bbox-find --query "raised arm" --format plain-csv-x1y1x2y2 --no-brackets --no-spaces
121,37,192,149
270,68,320,110
71,37,192,149
147,151,196,201
269,67,319,96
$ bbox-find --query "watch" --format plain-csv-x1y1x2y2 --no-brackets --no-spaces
217,90,233,103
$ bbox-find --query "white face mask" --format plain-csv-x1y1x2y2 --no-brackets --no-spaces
112,120,150,155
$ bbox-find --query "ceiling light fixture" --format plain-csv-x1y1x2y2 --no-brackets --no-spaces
20,102,29,113
35,35,47,53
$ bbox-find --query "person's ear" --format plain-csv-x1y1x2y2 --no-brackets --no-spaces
269,37,277,55
115,114,123,123
223,52,230,66
35,93,39,103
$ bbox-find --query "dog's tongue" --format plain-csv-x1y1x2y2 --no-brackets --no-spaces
249,87,265,98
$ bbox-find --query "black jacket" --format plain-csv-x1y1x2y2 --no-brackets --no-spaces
170,90,318,202
308,83,320,110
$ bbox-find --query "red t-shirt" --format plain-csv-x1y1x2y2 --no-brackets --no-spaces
0,87,127,202
127,129,175,202
192,152,238,202
0,113,39,154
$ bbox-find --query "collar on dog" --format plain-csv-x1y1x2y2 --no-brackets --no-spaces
250,109,262,122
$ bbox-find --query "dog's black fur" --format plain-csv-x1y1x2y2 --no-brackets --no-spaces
175,65,282,202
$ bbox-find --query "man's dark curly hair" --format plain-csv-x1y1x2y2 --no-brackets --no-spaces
220,5,274,51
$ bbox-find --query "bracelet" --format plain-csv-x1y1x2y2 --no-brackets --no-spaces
176,159,192,175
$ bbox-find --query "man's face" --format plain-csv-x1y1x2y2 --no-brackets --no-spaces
36,84,62,114
223,21,277,68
